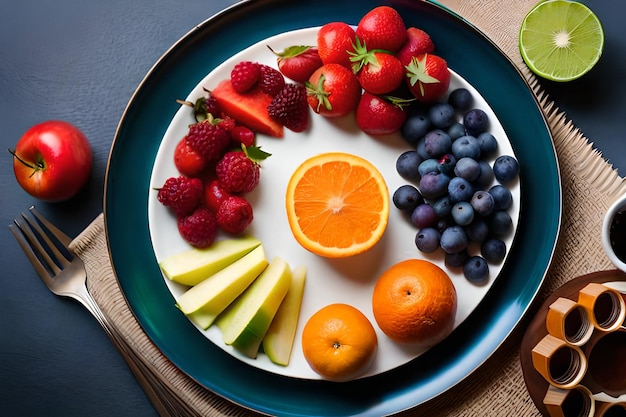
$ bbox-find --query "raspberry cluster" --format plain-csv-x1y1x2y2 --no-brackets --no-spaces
156,102,270,248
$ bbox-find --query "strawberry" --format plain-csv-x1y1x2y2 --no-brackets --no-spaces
173,137,207,178
355,92,413,135
185,118,231,162
157,176,204,217
230,61,261,93
405,53,451,103
204,179,232,212
216,146,270,194
216,195,254,235
356,6,407,52
177,207,218,248
349,38,405,95
396,27,436,66
229,125,255,147
268,45,323,83
306,63,361,118
316,22,357,69
258,64,286,97
268,83,310,132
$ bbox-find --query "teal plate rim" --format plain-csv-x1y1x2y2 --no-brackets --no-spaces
104,0,562,415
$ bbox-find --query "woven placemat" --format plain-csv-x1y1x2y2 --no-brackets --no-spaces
69,1,626,415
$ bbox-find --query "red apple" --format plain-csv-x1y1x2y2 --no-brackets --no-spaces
10,120,92,201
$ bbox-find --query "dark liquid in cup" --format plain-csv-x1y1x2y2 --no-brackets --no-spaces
609,210,626,263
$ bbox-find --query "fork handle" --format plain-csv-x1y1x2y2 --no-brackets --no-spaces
71,285,200,417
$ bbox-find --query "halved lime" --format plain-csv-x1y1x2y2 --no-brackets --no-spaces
519,0,604,82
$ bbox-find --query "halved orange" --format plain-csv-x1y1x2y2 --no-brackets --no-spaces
285,152,390,258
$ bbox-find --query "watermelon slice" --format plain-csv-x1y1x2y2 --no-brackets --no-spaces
211,80,284,138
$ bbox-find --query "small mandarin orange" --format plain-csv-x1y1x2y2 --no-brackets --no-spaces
372,259,457,345
285,152,389,258
301,303,377,381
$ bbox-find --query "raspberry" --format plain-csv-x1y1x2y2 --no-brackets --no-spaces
216,195,254,234
258,64,286,96
177,207,218,248
230,61,261,93
217,115,236,132
204,95,221,116
157,176,204,217
216,150,260,194
268,83,309,132
186,120,230,162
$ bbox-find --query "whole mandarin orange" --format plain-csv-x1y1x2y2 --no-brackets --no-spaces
301,303,377,381
372,259,457,345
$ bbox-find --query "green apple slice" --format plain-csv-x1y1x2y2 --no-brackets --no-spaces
159,236,262,286
262,265,306,366
218,256,292,358
176,245,268,329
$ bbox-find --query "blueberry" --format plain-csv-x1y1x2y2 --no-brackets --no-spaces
423,129,452,158
402,111,431,147
432,195,453,218
419,172,451,200
418,158,440,177
393,185,423,211
411,203,438,228
470,190,495,216
448,88,473,111
465,218,489,242
493,155,519,183
415,227,441,253
445,249,469,269
464,256,489,282
440,225,469,253
489,184,513,210
448,177,474,203
451,135,481,160
436,216,455,232
463,108,489,136
451,201,475,226
489,210,513,236
396,150,422,181
481,238,507,263
475,160,495,188
454,157,481,182
437,154,457,177
416,136,429,159
447,122,466,140
477,132,498,156
428,102,456,129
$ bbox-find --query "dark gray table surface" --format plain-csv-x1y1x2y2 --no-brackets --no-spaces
1,1,623,415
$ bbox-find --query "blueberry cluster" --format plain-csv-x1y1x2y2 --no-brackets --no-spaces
394,88,519,283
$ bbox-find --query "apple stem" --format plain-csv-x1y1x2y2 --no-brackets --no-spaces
7,148,38,170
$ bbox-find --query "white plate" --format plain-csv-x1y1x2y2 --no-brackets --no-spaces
148,27,520,380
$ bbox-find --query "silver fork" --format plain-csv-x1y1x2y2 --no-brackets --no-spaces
10,207,201,417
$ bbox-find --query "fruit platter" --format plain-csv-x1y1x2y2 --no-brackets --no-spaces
148,21,520,380
105,0,561,415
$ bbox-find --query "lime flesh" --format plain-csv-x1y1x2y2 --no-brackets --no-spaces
519,0,604,82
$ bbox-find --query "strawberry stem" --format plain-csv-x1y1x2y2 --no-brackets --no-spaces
305,74,332,112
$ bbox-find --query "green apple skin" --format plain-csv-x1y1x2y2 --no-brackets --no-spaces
262,265,306,366
176,245,268,329
219,257,292,358
159,236,261,286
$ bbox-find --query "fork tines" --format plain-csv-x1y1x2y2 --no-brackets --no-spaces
10,207,74,282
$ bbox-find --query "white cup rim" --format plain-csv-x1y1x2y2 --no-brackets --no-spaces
602,196,626,272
